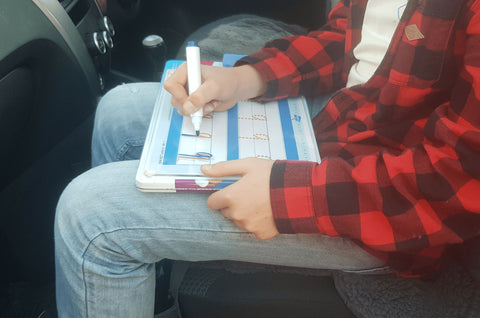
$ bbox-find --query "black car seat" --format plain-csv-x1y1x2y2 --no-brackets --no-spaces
154,260,356,318
155,237,480,318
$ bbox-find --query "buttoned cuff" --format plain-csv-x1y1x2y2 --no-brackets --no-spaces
270,160,322,234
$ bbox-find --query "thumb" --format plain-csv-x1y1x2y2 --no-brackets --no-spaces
183,80,223,115
182,97,203,115
201,159,252,177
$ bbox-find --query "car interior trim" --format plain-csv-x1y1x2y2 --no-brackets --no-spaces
31,0,100,94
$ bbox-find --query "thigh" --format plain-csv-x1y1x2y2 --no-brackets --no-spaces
56,160,385,272
92,82,160,166
94,82,160,142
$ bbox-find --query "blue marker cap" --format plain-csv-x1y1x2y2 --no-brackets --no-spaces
187,41,198,47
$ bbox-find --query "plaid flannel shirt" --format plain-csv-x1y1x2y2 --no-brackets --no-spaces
239,0,480,277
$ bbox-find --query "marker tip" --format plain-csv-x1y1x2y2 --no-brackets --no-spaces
195,130,200,136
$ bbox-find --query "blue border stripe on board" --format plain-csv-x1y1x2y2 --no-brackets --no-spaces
227,105,239,160
278,99,298,160
164,109,183,165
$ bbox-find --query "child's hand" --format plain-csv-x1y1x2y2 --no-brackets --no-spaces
201,158,279,240
164,63,266,115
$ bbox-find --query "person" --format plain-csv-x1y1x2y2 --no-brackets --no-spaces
55,0,480,317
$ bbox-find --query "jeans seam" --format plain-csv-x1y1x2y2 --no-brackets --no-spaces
115,139,145,161
81,226,248,317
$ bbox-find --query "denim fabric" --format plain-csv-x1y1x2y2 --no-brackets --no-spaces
91,82,160,167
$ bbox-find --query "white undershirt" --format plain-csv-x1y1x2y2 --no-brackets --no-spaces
346,0,408,87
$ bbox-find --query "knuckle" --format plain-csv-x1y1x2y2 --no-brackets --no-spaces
256,233,269,240
206,194,219,209
163,80,173,91
242,222,255,233
221,190,233,203
229,210,240,221
254,232,265,240
189,94,205,108
170,97,180,107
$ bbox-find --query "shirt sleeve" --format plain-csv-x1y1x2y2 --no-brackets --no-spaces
270,4,480,277
235,0,349,100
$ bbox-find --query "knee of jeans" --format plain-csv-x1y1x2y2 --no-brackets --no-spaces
94,87,123,135
93,88,131,152
55,173,98,249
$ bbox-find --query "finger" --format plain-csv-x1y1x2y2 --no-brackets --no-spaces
218,207,238,221
165,62,188,86
166,84,188,109
170,96,182,108
219,209,248,232
254,229,278,240
182,79,223,115
164,63,189,105
207,189,232,211
176,108,185,116
201,158,254,178
204,100,238,114
169,97,185,115
203,100,219,114
171,97,185,115
220,208,232,220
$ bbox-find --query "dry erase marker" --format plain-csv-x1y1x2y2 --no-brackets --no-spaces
186,41,202,136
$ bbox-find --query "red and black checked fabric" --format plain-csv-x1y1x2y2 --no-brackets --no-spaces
239,0,480,277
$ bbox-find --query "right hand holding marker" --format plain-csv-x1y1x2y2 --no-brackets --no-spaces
163,63,267,115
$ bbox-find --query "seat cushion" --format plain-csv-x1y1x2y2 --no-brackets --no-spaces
177,262,356,318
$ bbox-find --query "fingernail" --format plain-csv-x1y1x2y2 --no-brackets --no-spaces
201,164,212,171
183,101,195,113
205,105,214,113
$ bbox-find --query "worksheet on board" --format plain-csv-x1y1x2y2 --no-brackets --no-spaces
136,59,321,192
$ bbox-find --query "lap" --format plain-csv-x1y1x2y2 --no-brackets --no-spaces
56,160,386,272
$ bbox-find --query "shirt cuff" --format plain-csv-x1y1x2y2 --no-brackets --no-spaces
270,160,322,234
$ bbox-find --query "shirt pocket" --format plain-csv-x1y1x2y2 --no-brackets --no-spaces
388,13,455,88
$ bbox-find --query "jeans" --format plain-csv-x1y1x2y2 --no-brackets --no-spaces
91,82,159,167
55,82,386,318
